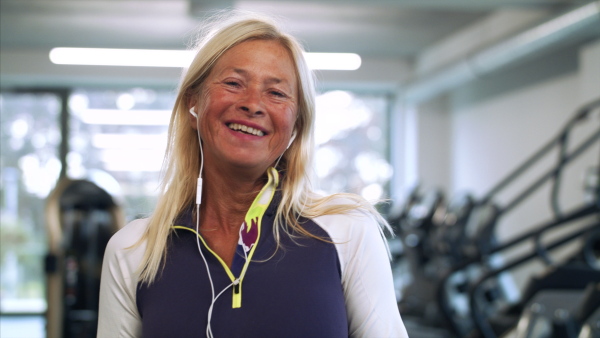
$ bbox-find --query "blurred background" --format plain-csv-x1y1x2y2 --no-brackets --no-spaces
1,1,599,337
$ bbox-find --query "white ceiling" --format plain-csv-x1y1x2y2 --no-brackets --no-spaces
0,0,597,91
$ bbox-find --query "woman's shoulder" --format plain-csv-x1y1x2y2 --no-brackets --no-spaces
308,195,391,278
105,217,149,258
314,193,380,218
102,218,149,280
310,195,383,243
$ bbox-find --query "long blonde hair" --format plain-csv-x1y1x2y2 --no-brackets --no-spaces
137,11,391,284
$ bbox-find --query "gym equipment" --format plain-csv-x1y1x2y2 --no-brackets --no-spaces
576,283,600,338
509,243,600,338
436,98,600,337
396,188,446,320
388,184,421,261
467,223,599,337
387,98,600,336
45,178,123,338
431,191,476,265
388,185,422,303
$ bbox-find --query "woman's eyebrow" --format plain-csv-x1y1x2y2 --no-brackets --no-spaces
231,68,291,86
232,68,248,76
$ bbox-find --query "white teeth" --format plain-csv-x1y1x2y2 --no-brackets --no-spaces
227,123,264,136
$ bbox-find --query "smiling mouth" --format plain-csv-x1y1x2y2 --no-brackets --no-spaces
227,123,265,136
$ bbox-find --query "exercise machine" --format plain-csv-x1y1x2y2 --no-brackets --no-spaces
45,178,124,338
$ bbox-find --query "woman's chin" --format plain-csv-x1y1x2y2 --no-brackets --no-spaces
225,158,274,173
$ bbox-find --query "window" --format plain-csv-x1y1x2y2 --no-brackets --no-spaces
0,88,392,337
67,88,393,222
0,92,62,314
314,90,392,200
68,88,173,222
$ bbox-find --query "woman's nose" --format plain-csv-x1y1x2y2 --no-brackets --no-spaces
238,87,265,116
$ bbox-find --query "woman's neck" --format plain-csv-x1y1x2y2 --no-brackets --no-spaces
199,164,268,233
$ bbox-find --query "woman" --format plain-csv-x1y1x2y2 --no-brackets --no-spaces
98,12,408,338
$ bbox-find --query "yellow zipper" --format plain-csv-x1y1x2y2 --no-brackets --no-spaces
171,167,279,309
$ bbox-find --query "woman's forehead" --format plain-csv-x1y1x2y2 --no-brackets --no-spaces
204,40,300,102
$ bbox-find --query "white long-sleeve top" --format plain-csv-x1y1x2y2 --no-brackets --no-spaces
98,197,408,337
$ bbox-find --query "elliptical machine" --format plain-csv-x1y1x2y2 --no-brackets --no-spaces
45,178,123,338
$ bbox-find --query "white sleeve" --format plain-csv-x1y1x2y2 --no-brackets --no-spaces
314,210,409,338
97,218,147,338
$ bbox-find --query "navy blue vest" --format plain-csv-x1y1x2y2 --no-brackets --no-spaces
136,197,348,337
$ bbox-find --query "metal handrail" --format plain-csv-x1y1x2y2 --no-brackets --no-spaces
436,204,599,336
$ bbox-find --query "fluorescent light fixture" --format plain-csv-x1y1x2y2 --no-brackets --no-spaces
49,47,361,70
79,109,171,125
50,48,193,68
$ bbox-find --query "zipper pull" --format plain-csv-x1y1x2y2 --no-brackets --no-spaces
233,279,240,294
232,279,242,308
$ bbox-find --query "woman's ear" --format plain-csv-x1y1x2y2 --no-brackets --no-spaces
187,88,200,129
188,106,199,130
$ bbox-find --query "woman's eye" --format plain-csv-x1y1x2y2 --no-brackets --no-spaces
225,81,241,87
270,90,286,98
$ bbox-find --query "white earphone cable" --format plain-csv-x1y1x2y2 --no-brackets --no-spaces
191,107,219,337
206,279,239,338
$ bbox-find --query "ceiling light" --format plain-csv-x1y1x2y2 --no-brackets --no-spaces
49,48,193,68
49,48,361,70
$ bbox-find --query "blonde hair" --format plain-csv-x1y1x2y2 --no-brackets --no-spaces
137,11,391,284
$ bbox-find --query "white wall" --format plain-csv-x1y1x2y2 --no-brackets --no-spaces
580,39,600,104
399,38,599,289
450,39,599,242
401,38,599,235
390,95,452,203
416,96,452,193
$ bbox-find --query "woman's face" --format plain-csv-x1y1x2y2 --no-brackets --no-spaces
191,39,298,175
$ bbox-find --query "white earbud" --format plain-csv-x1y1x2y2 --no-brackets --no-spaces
189,106,202,204
274,131,296,169
286,130,296,149
190,107,198,118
